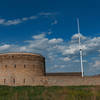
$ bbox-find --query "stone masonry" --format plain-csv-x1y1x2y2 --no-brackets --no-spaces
0,52,100,86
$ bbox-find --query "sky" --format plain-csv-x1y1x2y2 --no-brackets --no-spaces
0,0,100,75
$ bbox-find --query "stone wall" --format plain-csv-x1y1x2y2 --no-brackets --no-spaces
0,53,100,86
45,76,100,86
0,53,45,86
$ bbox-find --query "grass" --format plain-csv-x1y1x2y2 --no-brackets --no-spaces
0,85,99,100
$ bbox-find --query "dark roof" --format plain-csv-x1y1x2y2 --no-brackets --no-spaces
46,72,82,76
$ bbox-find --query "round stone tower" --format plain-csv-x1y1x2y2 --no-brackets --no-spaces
0,53,45,86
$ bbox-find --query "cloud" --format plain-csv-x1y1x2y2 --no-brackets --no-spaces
4,19,22,25
0,44,11,51
48,38,63,44
61,57,71,62
51,20,58,25
93,60,100,68
0,15,38,26
98,50,100,52
39,12,56,16
32,33,46,39
0,33,100,75
20,33,100,74
0,12,56,26
73,60,87,63
0,19,5,24
72,33,87,40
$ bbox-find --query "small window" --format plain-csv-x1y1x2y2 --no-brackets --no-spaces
24,65,26,68
12,56,14,58
4,79,6,84
5,65,7,68
13,78,15,84
23,79,25,84
14,64,16,68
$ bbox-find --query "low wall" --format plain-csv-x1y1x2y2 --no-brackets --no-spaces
0,75,100,86
45,76,100,86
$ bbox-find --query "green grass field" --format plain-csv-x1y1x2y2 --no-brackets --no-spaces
0,85,100,100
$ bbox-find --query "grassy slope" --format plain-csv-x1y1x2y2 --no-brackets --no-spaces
0,86,100,100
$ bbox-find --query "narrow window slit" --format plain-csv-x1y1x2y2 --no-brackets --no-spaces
23,79,25,84
4,79,6,84
12,56,14,58
24,65,26,68
14,64,16,68
5,65,7,68
13,78,15,84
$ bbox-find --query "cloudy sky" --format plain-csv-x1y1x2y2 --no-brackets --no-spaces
0,0,100,75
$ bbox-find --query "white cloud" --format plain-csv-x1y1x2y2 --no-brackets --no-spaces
19,46,27,51
22,16,38,21
0,19,5,24
39,12,56,16
62,44,79,55
93,60,100,68
0,44,11,51
0,12,55,26
0,33,100,74
86,37,100,47
0,16,38,26
4,19,22,25
98,50,100,52
29,16,38,20
72,33,86,40
32,33,46,39
22,17,29,21
48,38,63,44
61,57,71,62
73,60,87,63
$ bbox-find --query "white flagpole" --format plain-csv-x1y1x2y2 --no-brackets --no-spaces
77,18,84,77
